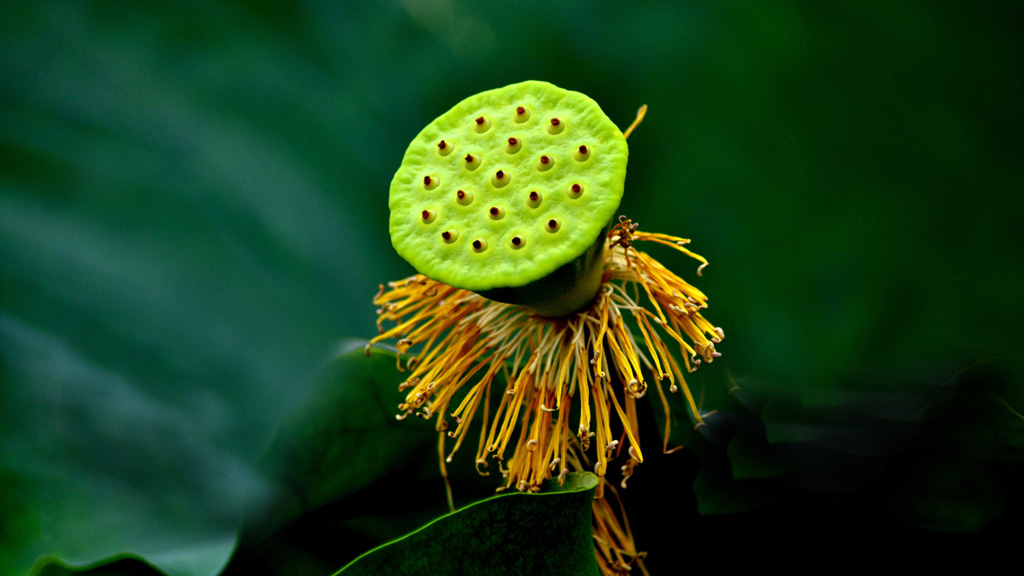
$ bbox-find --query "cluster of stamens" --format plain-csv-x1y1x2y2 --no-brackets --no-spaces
371,218,723,507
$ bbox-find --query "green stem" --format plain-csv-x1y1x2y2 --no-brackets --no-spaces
477,226,607,317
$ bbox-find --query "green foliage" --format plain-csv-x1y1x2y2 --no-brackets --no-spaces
1,1,1022,574
224,347,442,575
0,315,249,576
260,346,437,523
338,472,600,576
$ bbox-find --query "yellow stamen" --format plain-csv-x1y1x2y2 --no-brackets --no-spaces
622,104,648,140
370,218,722,572
371,218,719,476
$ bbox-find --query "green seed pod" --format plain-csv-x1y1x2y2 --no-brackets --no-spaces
389,81,628,316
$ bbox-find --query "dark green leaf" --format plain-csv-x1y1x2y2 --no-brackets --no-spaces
225,346,439,573
33,556,165,576
228,346,514,574
0,319,250,576
260,346,437,519
338,473,599,576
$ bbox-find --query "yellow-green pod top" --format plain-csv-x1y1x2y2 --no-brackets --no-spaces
388,81,628,307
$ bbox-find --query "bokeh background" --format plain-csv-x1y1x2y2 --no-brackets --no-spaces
2,1,1021,574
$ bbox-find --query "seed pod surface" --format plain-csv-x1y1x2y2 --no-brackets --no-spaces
389,81,628,291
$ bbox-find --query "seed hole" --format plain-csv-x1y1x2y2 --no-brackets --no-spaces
547,118,564,134
421,209,436,223
457,189,473,205
528,190,542,208
442,229,459,243
510,236,524,249
489,206,505,220
515,106,530,123
464,154,480,170
423,176,439,189
568,183,583,198
506,137,522,154
573,144,590,161
537,155,553,171
437,140,453,156
472,239,487,252
491,170,510,187
474,116,491,133
546,219,560,232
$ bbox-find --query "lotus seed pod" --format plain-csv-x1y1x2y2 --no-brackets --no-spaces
388,80,629,316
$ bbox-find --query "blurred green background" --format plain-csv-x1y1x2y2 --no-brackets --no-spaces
2,1,1021,574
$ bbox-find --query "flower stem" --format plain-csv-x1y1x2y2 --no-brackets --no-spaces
477,226,608,317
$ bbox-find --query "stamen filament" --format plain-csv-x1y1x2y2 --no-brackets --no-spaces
370,218,721,552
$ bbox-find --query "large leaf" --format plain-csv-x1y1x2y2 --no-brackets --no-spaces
644,356,1024,536
224,346,444,575
260,346,437,519
2,1,1021,574
338,472,600,576
0,3,410,574
0,315,255,576
227,345,524,574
